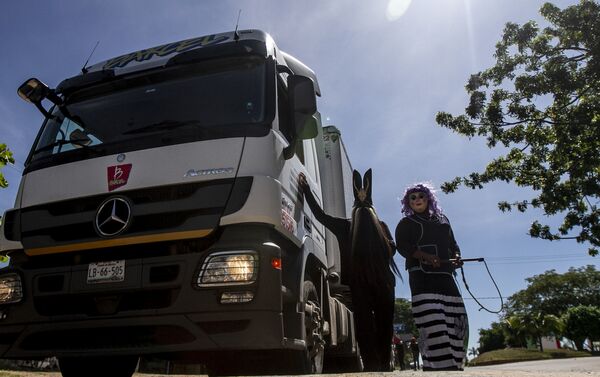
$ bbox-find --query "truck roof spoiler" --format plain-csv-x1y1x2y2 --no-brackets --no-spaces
56,69,115,95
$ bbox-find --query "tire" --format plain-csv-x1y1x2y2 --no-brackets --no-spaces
58,355,138,377
323,341,363,373
323,352,363,373
283,279,325,374
303,279,325,374
209,280,325,376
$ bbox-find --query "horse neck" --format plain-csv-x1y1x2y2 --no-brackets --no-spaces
351,207,392,258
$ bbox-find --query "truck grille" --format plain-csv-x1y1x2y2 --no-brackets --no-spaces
14,177,251,252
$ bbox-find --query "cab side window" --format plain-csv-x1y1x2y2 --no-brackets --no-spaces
277,77,293,142
277,75,304,164
303,139,320,185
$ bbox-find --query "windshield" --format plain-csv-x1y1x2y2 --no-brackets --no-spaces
29,57,267,165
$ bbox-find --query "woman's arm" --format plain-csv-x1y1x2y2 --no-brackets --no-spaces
446,216,463,267
298,173,348,235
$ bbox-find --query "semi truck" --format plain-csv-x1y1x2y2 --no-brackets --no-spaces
0,30,360,376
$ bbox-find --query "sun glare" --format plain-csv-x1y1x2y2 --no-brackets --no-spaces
386,0,412,21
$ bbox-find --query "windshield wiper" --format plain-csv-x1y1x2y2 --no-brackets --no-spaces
31,139,99,157
122,120,202,135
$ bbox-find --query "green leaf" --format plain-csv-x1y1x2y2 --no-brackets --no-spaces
0,143,14,189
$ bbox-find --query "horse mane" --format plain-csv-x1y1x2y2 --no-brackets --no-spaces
350,206,401,289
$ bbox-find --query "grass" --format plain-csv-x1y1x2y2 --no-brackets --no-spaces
469,347,591,366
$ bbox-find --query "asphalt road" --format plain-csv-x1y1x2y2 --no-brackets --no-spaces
3,357,600,377
475,356,600,373
135,357,600,376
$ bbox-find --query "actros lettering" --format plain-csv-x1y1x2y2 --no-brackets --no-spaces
184,167,234,178
104,34,230,69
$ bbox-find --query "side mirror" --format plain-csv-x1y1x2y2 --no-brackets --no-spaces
17,78,63,119
69,129,92,148
18,78,50,104
289,75,318,139
283,75,318,160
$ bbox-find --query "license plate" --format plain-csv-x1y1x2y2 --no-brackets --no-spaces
87,260,125,284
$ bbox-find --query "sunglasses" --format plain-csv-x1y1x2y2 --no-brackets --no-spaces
409,193,426,201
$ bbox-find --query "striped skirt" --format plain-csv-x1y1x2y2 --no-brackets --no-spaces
409,270,467,370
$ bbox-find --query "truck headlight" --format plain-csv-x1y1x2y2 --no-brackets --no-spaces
196,251,258,287
0,273,23,304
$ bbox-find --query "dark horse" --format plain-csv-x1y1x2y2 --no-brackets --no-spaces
350,169,400,372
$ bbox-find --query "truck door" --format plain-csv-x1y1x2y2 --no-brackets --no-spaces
301,138,326,255
275,73,322,251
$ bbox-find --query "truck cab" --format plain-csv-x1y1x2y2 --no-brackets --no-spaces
0,30,359,376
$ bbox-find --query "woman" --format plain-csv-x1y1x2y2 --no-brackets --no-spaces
394,183,467,371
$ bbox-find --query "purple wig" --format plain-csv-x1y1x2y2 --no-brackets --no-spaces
400,182,443,217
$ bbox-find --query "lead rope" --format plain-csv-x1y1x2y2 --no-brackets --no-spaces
457,258,504,314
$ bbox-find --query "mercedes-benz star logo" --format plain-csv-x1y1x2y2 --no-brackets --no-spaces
95,197,132,237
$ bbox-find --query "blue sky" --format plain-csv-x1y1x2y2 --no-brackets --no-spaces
0,0,597,353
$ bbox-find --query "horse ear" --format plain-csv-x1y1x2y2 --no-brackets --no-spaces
352,170,362,200
363,169,373,203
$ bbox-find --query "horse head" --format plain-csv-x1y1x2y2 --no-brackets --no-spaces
353,169,373,208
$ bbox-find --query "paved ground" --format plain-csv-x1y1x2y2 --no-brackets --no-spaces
2,357,599,377
476,356,600,373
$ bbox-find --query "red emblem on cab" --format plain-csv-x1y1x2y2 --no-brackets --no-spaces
107,164,132,192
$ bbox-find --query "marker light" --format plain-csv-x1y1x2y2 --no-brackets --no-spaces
197,251,258,287
220,291,254,304
0,274,23,304
271,257,281,270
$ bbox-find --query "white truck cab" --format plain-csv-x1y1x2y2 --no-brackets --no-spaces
0,30,359,376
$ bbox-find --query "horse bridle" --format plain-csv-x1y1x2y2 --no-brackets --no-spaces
419,257,504,314
453,258,504,314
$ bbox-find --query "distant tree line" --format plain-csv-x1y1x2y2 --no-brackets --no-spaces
393,298,417,336
477,265,600,354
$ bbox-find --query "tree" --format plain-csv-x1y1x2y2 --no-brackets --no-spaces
507,312,563,352
436,0,600,256
504,265,600,318
393,298,417,336
0,143,14,188
477,321,508,354
562,305,600,351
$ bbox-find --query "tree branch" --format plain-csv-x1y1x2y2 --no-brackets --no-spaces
520,143,531,152
471,84,593,129
553,46,591,54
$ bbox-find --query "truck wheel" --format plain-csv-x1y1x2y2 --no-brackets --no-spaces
323,345,364,373
58,355,138,377
299,279,325,374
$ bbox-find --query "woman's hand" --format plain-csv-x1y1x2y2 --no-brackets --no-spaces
412,250,441,268
298,172,309,193
451,255,464,268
